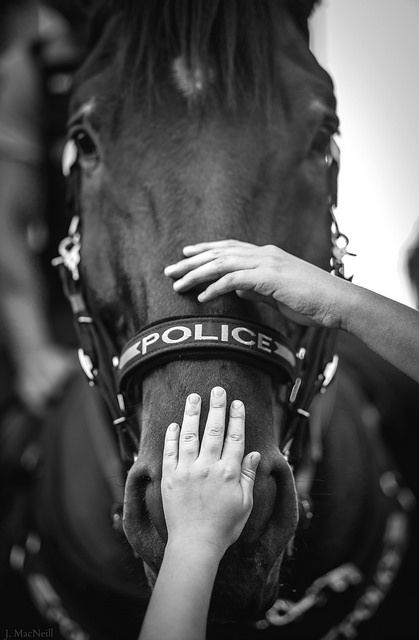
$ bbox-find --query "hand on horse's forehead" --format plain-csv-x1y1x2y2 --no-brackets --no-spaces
164,239,344,329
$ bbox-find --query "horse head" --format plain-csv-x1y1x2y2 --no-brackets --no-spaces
63,0,338,621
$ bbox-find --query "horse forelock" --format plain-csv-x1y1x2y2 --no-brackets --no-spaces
87,0,319,109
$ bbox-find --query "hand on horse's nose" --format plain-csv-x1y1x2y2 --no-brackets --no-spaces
161,387,261,557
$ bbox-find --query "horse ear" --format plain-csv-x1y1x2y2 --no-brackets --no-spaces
285,0,322,39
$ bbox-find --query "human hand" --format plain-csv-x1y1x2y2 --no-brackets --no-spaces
164,239,347,328
162,387,260,559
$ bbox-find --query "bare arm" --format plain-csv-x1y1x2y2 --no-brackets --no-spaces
140,541,220,640
340,281,419,384
138,388,260,640
164,240,419,384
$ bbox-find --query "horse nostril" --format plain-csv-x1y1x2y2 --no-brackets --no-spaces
269,452,299,533
124,462,154,509
129,458,155,484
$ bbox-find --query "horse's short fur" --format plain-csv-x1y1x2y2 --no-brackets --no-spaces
4,2,416,638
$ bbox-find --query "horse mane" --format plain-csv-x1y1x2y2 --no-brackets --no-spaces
88,0,321,107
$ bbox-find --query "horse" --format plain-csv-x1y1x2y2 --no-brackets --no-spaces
3,1,417,639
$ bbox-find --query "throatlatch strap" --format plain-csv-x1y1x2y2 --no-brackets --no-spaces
118,316,296,390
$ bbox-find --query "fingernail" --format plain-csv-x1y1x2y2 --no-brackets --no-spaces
169,423,179,431
173,281,181,290
231,400,243,410
213,386,225,397
188,393,200,405
164,265,175,275
251,452,261,465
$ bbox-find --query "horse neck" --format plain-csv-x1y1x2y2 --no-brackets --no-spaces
291,366,391,586
34,373,148,599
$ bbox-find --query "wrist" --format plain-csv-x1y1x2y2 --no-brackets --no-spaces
165,536,226,565
336,278,363,334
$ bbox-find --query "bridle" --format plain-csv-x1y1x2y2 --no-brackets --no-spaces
24,139,411,640
54,135,352,471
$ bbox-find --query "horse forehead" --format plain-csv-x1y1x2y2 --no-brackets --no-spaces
70,35,335,133
172,55,209,98
169,53,332,107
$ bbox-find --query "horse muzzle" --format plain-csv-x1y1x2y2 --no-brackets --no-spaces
122,354,299,618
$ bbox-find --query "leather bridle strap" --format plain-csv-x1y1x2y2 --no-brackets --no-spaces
54,134,347,470
284,325,338,464
117,316,296,391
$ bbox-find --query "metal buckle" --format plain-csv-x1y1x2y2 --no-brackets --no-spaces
289,347,306,403
329,209,356,279
78,348,97,385
52,216,81,281
321,354,339,391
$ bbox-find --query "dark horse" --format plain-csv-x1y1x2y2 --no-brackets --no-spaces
4,2,417,639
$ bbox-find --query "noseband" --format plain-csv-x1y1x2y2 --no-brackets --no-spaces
118,316,296,387
54,137,351,469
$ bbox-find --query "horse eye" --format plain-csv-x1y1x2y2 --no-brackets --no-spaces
310,127,333,156
73,129,100,168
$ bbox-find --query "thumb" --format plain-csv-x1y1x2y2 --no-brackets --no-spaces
240,451,261,505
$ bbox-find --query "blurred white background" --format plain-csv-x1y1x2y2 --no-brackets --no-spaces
310,0,419,307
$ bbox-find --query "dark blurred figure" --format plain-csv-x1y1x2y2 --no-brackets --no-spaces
0,0,86,416
0,1,88,629
0,0,87,528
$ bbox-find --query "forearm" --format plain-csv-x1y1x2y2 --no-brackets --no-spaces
339,281,419,383
139,541,221,640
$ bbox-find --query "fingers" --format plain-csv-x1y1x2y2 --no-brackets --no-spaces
199,386,227,463
221,400,245,468
198,270,254,302
163,390,261,510
162,423,180,472
169,253,256,293
165,248,251,280
164,250,217,279
178,393,201,464
240,452,261,506
173,260,231,292
182,239,254,257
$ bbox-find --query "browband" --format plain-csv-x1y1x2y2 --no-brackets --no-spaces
118,316,296,390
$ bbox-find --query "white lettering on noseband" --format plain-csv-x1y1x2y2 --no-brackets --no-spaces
194,324,218,341
141,332,159,355
232,327,256,346
117,319,296,386
257,333,272,353
221,325,229,342
162,326,192,344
